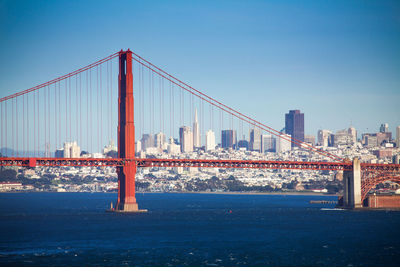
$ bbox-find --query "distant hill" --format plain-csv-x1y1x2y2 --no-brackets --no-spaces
0,148,48,157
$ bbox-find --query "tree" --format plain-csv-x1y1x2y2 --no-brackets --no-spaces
0,169,17,181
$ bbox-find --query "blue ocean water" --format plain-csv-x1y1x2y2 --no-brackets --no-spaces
0,193,399,266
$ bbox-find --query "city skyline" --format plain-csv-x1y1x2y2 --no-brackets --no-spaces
1,113,399,156
0,0,399,138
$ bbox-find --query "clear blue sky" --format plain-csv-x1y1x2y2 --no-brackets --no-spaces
1,0,399,138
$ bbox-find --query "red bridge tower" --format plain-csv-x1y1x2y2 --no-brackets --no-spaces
115,49,146,212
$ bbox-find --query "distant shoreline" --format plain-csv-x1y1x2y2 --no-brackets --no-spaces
139,191,339,197
0,191,339,197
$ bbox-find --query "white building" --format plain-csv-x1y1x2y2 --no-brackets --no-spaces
206,130,216,151
348,127,357,143
396,126,400,148
249,128,261,152
145,147,159,154
167,137,180,155
103,139,117,155
180,126,193,153
141,134,154,151
380,123,389,133
135,140,142,154
276,134,291,153
334,128,356,147
193,109,200,148
317,130,332,147
63,141,81,158
155,132,166,149
261,134,276,153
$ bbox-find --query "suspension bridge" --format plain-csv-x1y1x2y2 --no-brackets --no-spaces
0,50,399,211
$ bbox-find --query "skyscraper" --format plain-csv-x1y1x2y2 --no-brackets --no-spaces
249,128,261,152
348,127,357,143
103,139,117,155
141,134,154,151
154,132,166,149
380,123,389,133
397,126,400,148
63,141,81,158
276,134,291,153
205,130,215,151
333,129,355,147
261,134,276,153
285,110,304,148
304,135,315,146
179,126,193,153
221,130,237,149
318,130,331,147
135,140,141,154
167,137,180,155
193,109,200,148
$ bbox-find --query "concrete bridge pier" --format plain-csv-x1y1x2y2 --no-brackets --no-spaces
343,158,362,208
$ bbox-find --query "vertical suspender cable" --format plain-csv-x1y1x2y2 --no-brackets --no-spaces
69,78,72,143
172,84,175,138
97,66,99,153
47,85,49,156
1,103,2,156
37,88,40,155
5,102,7,156
90,69,93,153
66,79,68,143
27,93,29,156
162,79,164,134
169,81,172,138
1,103,3,156
159,76,161,133
107,61,110,144
148,69,151,135
152,71,154,135
86,71,89,153
80,73,82,150
109,60,112,143
76,76,78,146
190,93,193,129
180,86,183,127
44,87,47,156
111,59,114,144
141,63,144,138
54,83,57,153
59,82,61,151
137,60,140,139
153,71,155,135
139,60,142,139
100,65,103,151
45,86,47,156
48,85,50,156
16,97,18,156
33,92,36,156
201,99,204,147
11,99,14,156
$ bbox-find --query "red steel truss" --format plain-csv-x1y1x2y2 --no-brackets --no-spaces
1,157,400,173
361,171,400,201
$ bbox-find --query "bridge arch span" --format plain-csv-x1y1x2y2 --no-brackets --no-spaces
361,175,400,202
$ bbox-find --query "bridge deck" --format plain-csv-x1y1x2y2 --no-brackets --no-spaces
1,157,399,172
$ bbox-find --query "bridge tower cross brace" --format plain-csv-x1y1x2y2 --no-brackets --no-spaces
115,49,143,212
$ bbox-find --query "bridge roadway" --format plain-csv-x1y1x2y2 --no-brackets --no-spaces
1,157,400,172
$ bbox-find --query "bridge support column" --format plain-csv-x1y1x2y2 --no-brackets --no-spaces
113,49,146,213
343,158,362,208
